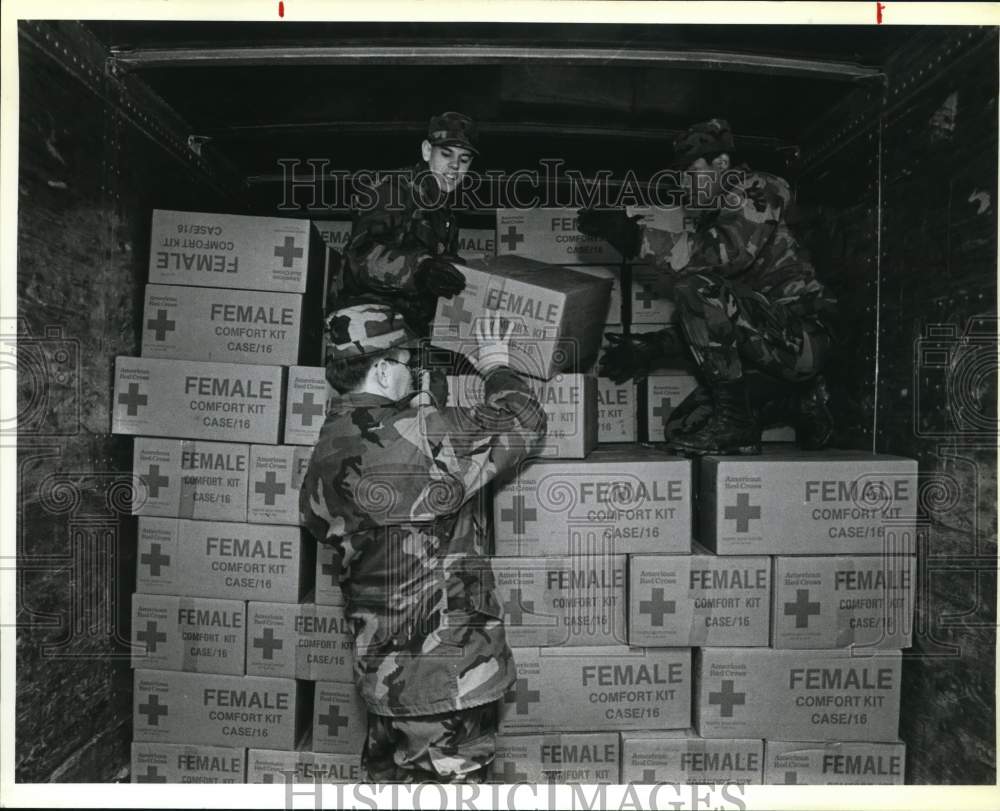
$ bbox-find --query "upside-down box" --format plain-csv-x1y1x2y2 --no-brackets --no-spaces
312,681,368,755
132,437,250,523
430,255,612,380
133,670,303,750
700,451,918,555
499,646,691,733
130,742,246,783
492,444,691,556
112,356,283,444
628,552,771,647
246,749,363,784
149,209,325,295
446,373,597,459
247,444,313,525
620,730,763,785
136,517,311,603
771,555,915,650
492,733,620,783
492,555,627,647
246,602,353,681
764,740,906,785
142,284,319,367
496,208,622,265
283,366,333,446
131,593,246,675
694,648,902,741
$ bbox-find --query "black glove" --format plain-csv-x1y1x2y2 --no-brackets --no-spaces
415,256,466,298
576,208,643,260
599,333,661,384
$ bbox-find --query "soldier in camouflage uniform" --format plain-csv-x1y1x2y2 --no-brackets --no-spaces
579,118,837,454
339,112,478,334
299,302,546,783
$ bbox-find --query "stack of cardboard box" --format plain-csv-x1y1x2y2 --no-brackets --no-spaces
116,210,363,784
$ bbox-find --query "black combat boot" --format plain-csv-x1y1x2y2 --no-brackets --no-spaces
667,379,762,455
796,375,834,450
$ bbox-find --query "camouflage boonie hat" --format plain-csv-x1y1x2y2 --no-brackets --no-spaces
325,302,420,360
672,118,735,167
427,111,480,156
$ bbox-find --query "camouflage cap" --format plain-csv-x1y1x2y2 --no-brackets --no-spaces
427,111,480,156
672,118,735,167
325,302,421,360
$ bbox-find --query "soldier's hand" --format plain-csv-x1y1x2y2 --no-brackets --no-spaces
576,208,643,259
599,333,658,384
471,315,516,374
416,256,466,298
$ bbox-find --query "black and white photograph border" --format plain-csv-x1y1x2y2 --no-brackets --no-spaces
1,1,998,810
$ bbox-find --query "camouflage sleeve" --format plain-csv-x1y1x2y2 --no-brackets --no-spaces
342,172,432,296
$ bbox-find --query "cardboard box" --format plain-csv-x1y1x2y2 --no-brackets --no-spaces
312,681,368,754
131,594,246,675
597,377,637,443
496,208,622,264
136,517,311,603
628,553,771,647
315,545,345,607
492,733,620,783
694,648,902,741
130,742,246,783
492,555,627,647
630,268,678,324
133,670,303,750
246,749,363,783
620,730,763,785
283,366,332,446
112,356,283,444
446,373,598,459
149,209,324,294
132,437,250,523
499,646,691,733
700,451,919,555
458,228,497,262
764,740,906,785
247,445,313,525
771,555,916,649
142,284,318,367
430,256,612,380
312,220,352,252
246,602,353,681
493,445,691,556
571,266,622,324
646,370,700,443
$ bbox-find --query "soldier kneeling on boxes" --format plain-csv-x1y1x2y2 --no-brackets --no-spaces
578,118,839,455
299,303,547,783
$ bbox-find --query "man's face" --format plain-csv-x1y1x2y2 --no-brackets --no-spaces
683,153,731,209
377,348,416,400
422,142,474,193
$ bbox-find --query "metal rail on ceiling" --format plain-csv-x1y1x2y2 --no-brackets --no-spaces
109,44,883,80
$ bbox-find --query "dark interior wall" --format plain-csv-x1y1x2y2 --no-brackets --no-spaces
15,21,241,782
798,27,998,785
876,28,998,785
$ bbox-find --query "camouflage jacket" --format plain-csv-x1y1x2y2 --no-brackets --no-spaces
640,168,837,332
342,162,460,303
299,369,546,716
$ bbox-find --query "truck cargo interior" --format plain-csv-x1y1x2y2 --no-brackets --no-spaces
10,18,998,787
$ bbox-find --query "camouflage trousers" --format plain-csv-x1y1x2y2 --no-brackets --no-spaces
672,271,830,384
362,701,499,783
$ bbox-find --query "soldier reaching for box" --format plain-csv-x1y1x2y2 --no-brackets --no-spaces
578,118,838,455
299,303,547,783
339,111,479,335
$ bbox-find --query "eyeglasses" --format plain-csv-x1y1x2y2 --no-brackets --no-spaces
381,357,422,383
